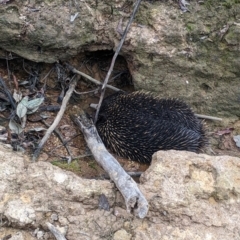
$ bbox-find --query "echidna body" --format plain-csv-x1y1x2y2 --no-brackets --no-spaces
96,91,207,163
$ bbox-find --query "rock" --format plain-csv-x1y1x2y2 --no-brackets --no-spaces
4,200,36,226
0,143,240,239
113,229,132,240
0,229,35,240
0,1,240,117
139,150,240,239
8,232,27,240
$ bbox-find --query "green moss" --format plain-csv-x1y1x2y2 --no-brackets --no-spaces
222,0,240,8
88,161,98,170
186,23,195,32
204,0,214,10
224,26,240,45
51,160,81,174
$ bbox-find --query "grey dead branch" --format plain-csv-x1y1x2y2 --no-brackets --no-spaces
73,111,149,218
32,75,80,162
68,0,148,218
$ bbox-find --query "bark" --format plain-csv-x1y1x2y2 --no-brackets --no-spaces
73,111,149,219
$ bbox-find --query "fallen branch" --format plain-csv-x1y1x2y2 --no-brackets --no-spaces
195,114,222,121
42,120,73,163
32,75,80,161
65,63,121,92
74,88,99,95
73,111,149,218
91,104,223,122
94,0,143,124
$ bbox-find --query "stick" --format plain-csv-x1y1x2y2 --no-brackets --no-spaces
91,104,222,122
74,88,99,95
195,114,222,121
90,98,222,122
46,222,67,240
73,111,149,218
42,120,73,163
94,0,143,124
0,76,16,109
65,63,121,92
32,75,80,161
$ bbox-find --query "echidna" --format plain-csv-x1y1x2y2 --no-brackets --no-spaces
96,91,207,163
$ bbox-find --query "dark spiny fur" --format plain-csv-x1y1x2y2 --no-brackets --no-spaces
96,91,207,163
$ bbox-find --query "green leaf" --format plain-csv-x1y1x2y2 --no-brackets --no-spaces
9,119,23,134
16,96,28,118
26,97,44,114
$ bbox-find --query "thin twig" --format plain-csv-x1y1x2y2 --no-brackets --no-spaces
89,103,98,110
0,76,16,109
74,88,99,95
22,59,34,76
73,153,92,159
49,133,81,150
195,114,222,121
94,0,143,124
5,52,11,88
41,67,54,89
65,63,121,92
42,120,73,162
32,75,80,161
89,94,222,122
108,71,127,83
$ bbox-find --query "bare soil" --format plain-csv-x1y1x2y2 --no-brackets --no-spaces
0,51,239,180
